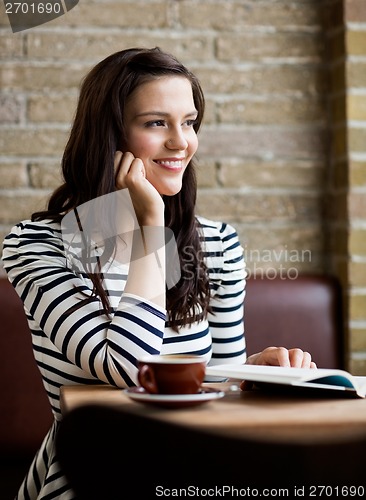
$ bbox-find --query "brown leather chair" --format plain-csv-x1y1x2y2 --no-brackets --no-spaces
0,278,53,498
245,275,344,369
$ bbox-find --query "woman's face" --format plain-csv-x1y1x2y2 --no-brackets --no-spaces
123,76,199,196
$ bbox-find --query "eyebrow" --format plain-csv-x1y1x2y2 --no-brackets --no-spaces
135,110,198,119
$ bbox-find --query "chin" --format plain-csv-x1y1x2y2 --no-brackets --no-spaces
157,183,183,197
163,189,182,197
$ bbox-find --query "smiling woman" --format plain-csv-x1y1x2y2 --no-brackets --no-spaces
1,47,316,500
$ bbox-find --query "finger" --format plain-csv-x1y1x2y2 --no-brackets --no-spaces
274,346,292,367
251,346,291,367
130,157,145,179
300,351,313,368
288,348,308,368
260,346,291,367
115,152,136,189
124,157,146,184
114,150,123,174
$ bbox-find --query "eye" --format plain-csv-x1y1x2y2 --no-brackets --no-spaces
184,118,198,127
145,120,166,128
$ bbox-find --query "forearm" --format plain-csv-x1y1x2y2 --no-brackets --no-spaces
123,225,166,309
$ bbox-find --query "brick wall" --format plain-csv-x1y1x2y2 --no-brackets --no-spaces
0,0,364,372
343,0,366,373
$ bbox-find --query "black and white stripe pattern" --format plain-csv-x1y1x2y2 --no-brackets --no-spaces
2,215,246,499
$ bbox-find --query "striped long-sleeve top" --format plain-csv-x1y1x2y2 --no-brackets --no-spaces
2,214,246,500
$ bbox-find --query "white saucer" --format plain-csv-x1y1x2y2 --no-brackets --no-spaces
123,387,225,408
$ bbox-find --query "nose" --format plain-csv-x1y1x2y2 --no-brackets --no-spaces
166,129,188,150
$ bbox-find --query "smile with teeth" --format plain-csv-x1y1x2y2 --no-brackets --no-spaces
154,159,183,169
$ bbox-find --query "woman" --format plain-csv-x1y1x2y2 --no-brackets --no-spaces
2,47,315,499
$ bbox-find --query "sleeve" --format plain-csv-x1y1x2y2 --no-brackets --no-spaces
205,222,247,366
1,221,167,388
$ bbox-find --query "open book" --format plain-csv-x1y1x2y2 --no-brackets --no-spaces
205,364,366,398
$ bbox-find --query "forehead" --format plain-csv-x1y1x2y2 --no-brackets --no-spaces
126,76,196,113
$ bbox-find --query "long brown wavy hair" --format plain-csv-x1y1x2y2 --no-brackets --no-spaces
32,47,211,331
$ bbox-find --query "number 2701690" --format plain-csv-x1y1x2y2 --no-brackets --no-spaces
5,2,62,15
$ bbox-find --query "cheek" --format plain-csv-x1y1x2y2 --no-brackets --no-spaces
189,134,199,157
125,133,158,159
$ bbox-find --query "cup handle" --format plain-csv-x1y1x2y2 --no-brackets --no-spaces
138,364,158,394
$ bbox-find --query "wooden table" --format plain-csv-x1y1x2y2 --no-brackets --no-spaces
60,381,366,445
58,382,366,496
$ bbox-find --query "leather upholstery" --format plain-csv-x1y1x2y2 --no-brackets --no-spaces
245,275,344,368
0,278,52,458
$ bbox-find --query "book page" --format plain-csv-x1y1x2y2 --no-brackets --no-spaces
353,376,366,395
205,364,356,388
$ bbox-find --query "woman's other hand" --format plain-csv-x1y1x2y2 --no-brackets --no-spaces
241,347,317,391
246,346,316,369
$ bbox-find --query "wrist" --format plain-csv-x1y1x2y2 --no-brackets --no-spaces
139,214,164,227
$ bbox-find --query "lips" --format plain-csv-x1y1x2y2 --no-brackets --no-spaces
154,159,184,170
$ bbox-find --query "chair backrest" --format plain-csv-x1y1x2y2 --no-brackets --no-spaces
0,277,53,457
244,274,344,369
